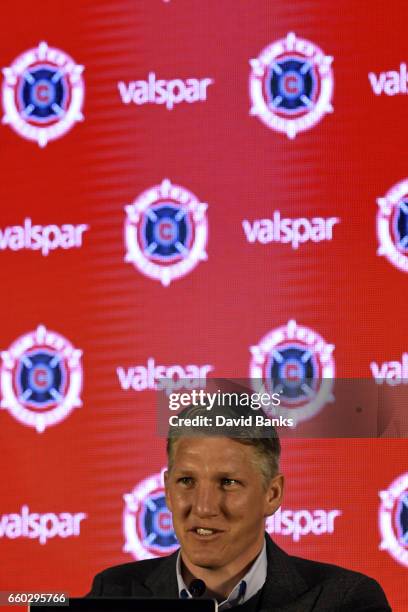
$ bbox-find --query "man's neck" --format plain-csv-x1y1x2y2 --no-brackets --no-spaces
180,543,264,600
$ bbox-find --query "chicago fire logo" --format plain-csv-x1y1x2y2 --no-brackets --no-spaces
123,470,178,559
124,179,208,286
377,178,408,273
2,41,84,147
250,320,335,424
0,325,83,432
379,473,408,567
249,32,333,138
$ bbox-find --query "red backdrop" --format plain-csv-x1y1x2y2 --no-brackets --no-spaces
0,1,407,610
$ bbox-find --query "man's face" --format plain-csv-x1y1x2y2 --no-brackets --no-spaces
164,437,283,575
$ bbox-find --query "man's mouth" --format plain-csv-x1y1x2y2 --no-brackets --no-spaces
190,527,223,536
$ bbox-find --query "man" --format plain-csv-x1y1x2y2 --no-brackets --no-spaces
89,412,391,610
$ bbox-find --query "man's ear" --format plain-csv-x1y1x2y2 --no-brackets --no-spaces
164,469,172,511
264,473,284,517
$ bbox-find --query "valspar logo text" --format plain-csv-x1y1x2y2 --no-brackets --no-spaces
117,358,213,392
2,41,84,147
266,507,341,542
371,353,408,385
118,72,214,110
0,505,87,545
243,212,339,249
369,63,408,96
0,218,89,256
377,178,408,273
379,473,408,567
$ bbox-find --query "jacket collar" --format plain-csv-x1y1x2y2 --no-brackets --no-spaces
141,549,179,598
260,535,309,609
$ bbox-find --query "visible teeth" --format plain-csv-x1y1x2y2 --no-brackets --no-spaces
196,528,214,535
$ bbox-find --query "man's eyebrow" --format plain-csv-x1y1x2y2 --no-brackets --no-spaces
173,468,244,479
172,466,196,473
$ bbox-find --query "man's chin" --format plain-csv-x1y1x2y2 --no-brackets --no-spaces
187,556,220,570
182,548,223,570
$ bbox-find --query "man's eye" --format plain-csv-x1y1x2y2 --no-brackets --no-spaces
177,477,193,486
221,478,238,487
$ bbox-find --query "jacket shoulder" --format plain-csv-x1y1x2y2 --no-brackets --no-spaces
289,554,390,610
88,557,164,596
291,554,373,584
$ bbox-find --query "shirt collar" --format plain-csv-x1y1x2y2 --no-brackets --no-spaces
176,540,267,610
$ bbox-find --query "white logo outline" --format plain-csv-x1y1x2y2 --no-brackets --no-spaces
123,469,178,560
2,41,84,147
379,472,408,567
250,319,335,424
249,32,333,139
0,324,83,433
124,178,208,286
377,178,408,273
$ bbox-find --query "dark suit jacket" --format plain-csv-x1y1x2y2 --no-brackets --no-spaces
89,535,391,611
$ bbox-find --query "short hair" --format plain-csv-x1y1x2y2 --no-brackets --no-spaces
166,387,281,488
167,434,281,489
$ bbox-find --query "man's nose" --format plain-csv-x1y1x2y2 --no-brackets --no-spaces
192,482,220,517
